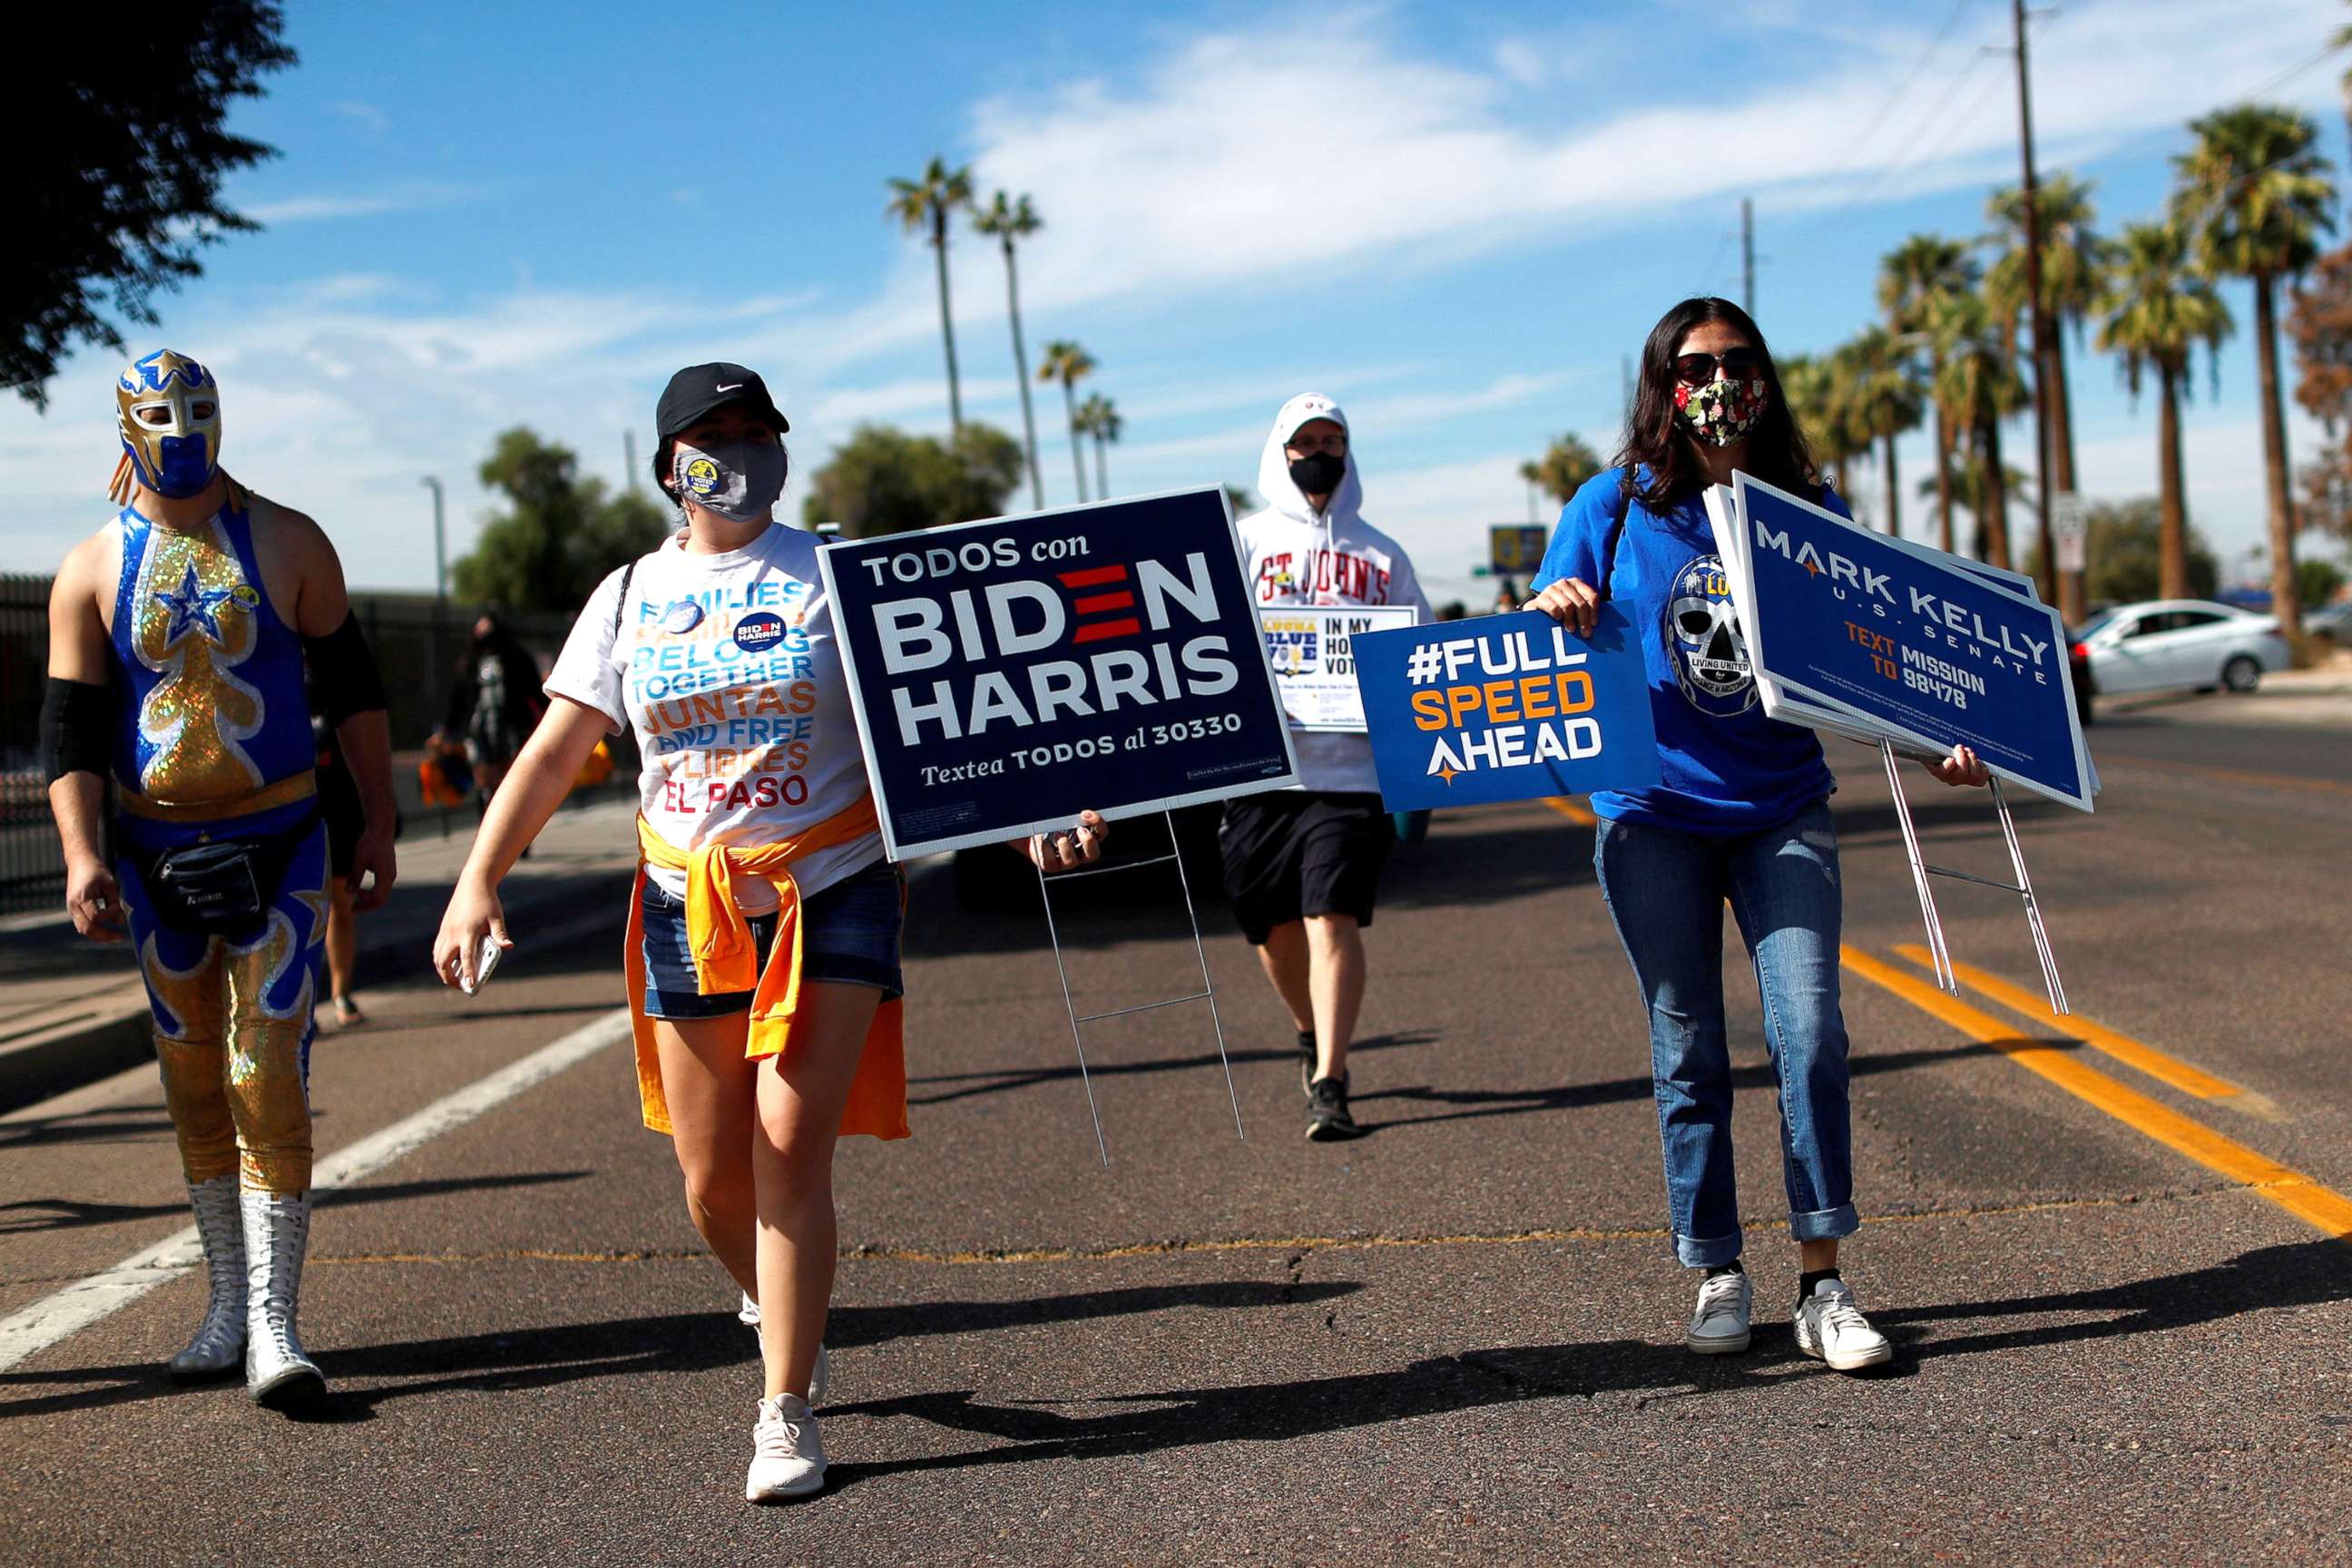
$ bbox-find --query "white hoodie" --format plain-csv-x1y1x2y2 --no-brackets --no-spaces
1235,393,1433,794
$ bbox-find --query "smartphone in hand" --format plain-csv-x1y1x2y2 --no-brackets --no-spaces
464,936,506,995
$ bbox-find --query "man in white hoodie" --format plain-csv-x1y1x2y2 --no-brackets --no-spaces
1225,393,1431,1141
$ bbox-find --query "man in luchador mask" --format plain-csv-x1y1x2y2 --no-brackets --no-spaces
41,350,398,1408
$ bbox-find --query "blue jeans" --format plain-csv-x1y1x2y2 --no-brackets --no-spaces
1593,800,1858,1267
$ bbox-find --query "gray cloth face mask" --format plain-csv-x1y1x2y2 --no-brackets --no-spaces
671,438,787,522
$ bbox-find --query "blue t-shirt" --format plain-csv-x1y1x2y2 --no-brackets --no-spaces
1534,466,1841,836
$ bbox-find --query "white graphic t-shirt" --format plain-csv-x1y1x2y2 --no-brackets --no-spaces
545,523,885,913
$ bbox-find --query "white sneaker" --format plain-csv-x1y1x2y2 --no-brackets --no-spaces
1685,1268,1753,1355
737,1292,828,1405
746,1394,827,1502
1794,1278,1893,1371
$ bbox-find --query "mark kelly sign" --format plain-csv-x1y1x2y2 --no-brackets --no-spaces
818,488,1298,858
1732,474,2093,811
1353,608,1661,811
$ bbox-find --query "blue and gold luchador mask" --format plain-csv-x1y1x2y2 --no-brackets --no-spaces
117,350,222,499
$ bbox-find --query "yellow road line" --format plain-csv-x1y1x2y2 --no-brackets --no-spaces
1542,797,1597,826
1841,945,2352,1240
1891,944,2244,1102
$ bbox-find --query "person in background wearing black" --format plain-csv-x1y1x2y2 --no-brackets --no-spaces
309,671,371,1024
438,612,544,813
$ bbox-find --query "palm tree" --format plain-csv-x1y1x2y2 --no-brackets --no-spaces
1880,235,1981,554
1781,351,1867,501
885,157,976,431
1078,392,1122,499
1928,291,2030,567
1987,174,2113,612
974,190,1046,509
1838,328,1926,536
1038,340,1095,504
2172,104,2337,646
2096,221,2235,599
1530,433,1604,505
1517,459,1544,521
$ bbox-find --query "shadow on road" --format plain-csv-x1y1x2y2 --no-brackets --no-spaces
1353,1035,2034,1135
0,1102,178,1152
908,1032,1439,1109
819,1240,2352,1489
0,1277,1352,1423
0,1170,589,1237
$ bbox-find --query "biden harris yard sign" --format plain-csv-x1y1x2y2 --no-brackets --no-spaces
817,488,1298,858
1352,609,1661,812
1730,473,2094,812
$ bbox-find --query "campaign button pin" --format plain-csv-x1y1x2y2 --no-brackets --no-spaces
734,611,786,652
661,598,705,634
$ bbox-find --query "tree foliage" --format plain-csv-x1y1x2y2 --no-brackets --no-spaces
451,428,670,612
800,422,1025,539
2289,240,2352,544
1528,432,1603,503
8,4,294,407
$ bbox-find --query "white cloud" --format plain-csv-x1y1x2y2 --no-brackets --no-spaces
331,101,388,138
963,0,2340,321
1492,39,1546,89
241,182,480,225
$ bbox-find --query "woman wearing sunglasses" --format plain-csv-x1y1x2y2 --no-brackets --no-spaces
1526,298,1986,1371
431,364,1104,1501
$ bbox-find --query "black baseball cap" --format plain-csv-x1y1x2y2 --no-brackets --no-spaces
655,362,790,447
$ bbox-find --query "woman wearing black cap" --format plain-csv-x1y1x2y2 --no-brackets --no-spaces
431,364,1106,1502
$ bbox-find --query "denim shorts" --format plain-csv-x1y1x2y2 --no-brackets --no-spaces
640,858,905,1020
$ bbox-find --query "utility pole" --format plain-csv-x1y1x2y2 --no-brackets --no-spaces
1740,197,1756,317
421,475,448,693
624,430,639,491
2011,0,2066,615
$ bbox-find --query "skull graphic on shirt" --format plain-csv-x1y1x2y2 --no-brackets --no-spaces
1665,554,1758,716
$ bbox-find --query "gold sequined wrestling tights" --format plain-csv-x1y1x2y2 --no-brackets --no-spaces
151,934,314,1194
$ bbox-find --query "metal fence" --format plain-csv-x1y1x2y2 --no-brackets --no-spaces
0,576,627,916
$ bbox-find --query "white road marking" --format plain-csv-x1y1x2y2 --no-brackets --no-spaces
0,1007,632,1375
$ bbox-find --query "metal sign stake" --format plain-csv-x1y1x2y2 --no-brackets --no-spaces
1032,809,1247,1164
1879,741,2071,1014
1881,740,1956,994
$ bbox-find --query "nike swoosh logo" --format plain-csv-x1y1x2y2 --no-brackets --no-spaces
714,382,744,392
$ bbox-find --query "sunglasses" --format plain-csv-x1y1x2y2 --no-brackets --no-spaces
1673,348,1767,386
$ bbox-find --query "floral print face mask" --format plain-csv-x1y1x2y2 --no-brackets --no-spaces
1673,376,1769,447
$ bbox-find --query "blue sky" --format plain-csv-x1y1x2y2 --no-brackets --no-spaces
4,0,2344,607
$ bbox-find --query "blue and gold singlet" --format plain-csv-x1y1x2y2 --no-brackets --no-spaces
110,497,315,819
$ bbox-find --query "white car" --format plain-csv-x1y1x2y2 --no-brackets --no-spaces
2072,599,2290,701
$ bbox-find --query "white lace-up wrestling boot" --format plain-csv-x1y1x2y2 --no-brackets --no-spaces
168,1175,247,1380
746,1393,828,1502
737,1291,829,1405
241,1189,325,1407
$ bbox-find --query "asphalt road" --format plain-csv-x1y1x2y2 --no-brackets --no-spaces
3,707,2348,1565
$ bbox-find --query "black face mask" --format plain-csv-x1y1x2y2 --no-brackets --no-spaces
1288,450,1346,496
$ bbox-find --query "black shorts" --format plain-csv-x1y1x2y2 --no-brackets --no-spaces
1219,791,1391,946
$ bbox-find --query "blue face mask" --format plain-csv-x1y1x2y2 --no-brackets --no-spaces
115,349,223,499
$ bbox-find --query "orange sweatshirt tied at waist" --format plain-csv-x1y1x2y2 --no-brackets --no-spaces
623,795,907,1141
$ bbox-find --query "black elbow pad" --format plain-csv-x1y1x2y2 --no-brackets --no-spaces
304,612,388,725
39,677,113,782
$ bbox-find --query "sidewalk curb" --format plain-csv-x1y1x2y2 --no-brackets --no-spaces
0,870,632,1115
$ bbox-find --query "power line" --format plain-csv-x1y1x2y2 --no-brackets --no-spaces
1779,0,1981,212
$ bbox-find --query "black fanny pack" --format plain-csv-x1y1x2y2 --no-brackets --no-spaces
129,814,318,936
